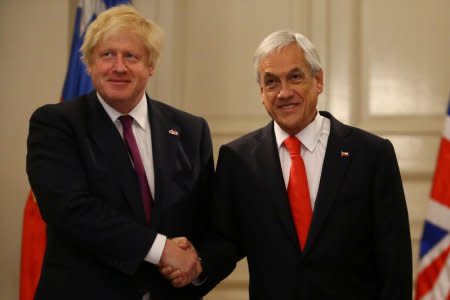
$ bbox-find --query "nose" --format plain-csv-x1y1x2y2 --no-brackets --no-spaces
277,81,293,98
113,55,127,72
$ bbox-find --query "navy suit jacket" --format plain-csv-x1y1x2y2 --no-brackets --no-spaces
26,91,213,300
203,111,412,300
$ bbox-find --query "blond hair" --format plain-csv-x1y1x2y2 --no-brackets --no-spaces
81,5,163,67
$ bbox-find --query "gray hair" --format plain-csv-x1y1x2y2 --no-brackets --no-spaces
254,30,322,83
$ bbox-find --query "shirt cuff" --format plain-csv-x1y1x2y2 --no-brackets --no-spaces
192,257,207,286
144,233,167,265
192,274,207,286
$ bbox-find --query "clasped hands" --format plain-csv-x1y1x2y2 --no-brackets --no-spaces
159,237,202,288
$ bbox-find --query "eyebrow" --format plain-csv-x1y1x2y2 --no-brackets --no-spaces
262,67,305,79
263,73,277,80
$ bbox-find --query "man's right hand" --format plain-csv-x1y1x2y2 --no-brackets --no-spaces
159,237,202,288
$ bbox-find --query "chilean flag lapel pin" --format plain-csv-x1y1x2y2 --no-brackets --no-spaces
340,151,349,158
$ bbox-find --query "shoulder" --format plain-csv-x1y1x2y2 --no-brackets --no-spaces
30,93,94,125
321,110,395,154
149,97,208,127
221,122,271,153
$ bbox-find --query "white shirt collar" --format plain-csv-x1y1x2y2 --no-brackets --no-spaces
97,93,148,130
274,111,325,152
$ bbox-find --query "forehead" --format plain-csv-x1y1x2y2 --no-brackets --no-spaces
258,43,309,76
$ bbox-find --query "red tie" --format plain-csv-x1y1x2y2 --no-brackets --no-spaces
284,136,312,250
120,115,152,224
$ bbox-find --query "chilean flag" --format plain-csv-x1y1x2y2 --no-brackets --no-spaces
20,1,129,299
415,98,450,300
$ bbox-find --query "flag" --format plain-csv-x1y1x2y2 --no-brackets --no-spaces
19,192,46,300
415,98,450,300
62,0,130,100
20,1,129,299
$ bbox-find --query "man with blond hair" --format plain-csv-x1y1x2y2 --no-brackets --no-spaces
27,5,209,299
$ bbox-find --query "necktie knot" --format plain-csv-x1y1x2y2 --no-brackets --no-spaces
284,136,301,156
119,115,133,131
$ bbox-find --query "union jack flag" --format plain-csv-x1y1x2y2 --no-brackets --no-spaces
415,98,450,300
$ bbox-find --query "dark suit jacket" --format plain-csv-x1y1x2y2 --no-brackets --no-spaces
204,111,412,300
26,91,213,300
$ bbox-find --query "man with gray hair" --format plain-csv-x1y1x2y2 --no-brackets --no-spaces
179,30,412,299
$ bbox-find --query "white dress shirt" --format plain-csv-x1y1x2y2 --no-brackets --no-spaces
97,93,166,265
274,112,331,208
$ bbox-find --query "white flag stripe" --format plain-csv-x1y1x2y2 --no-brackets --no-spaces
444,115,450,141
422,255,450,300
427,200,450,231
418,235,450,272
79,0,106,35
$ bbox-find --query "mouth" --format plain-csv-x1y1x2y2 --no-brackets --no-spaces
277,101,302,111
107,79,131,88
108,78,131,83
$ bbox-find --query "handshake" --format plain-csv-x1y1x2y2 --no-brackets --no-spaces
158,237,203,288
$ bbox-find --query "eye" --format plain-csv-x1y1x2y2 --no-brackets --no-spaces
102,51,113,58
125,52,139,63
264,76,279,89
289,71,304,82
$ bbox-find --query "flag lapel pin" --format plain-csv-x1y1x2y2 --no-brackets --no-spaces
340,151,349,158
168,129,179,136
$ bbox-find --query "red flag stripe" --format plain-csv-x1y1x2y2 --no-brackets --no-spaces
431,138,450,208
415,244,450,300
19,192,46,300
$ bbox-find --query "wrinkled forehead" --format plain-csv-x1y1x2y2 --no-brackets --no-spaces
258,44,309,74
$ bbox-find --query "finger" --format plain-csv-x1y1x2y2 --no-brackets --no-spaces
176,239,192,250
166,269,184,281
172,277,188,288
159,266,173,276
172,236,188,244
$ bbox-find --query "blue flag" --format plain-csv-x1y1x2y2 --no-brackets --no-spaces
62,0,130,101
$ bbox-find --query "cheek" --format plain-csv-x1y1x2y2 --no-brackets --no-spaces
306,86,320,101
262,95,274,109
293,85,310,97
261,97,273,115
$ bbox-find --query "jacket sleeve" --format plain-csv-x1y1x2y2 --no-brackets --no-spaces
372,139,412,299
196,144,240,294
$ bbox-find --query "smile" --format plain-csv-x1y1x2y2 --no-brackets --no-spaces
278,101,302,110
108,79,131,83
107,79,131,88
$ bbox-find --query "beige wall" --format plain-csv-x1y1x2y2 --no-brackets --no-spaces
1,0,449,299
0,1,71,299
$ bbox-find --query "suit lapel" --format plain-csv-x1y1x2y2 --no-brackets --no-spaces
303,112,352,253
147,98,181,227
254,123,301,250
85,93,148,224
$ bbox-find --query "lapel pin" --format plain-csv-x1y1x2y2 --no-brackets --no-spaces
168,129,179,136
340,151,349,158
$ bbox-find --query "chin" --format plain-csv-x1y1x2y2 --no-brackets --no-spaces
106,90,130,99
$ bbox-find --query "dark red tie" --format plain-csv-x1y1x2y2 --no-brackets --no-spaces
120,115,152,224
284,136,312,250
